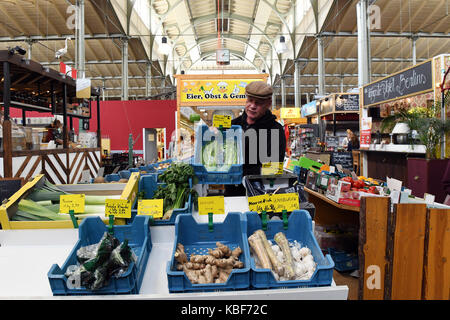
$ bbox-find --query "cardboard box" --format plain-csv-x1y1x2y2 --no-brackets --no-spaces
305,170,318,191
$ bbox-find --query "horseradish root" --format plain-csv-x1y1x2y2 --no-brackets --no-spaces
274,232,296,279
255,230,284,276
248,233,272,270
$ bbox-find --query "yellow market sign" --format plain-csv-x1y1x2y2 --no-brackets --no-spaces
179,79,259,104
280,108,301,119
248,193,299,213
60,194,85,214
198,196,225,215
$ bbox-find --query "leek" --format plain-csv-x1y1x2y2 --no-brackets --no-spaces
18,199,71,221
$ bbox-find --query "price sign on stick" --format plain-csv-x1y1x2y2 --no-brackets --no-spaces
105,199,132,218
198,196,225,215
212,115,232,129
137,199,164,218
248,194,273,213
271,193,299,212
60,194,85,214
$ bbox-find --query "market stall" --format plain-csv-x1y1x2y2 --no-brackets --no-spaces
0,50,102,183
360,54,450,202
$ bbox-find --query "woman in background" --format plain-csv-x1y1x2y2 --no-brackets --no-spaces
346,129,359,151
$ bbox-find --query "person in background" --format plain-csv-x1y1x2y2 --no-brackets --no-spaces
225,81,286,196
44,119,60,143
52,120,64,146
346,129,360,151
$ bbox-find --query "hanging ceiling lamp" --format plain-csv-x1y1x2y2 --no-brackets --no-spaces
160,36,171,56
276,36,288,54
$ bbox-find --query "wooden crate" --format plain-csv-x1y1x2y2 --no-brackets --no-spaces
359,197,450,300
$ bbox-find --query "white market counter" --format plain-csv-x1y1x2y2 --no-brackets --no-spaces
0,197,348,300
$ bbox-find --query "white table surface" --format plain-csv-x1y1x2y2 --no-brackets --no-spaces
0,197,348,300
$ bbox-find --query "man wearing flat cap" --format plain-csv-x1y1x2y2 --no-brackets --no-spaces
225,81,286,196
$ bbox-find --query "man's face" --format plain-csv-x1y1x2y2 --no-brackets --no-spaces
245,97,270,123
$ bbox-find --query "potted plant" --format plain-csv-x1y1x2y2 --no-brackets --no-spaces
380,69,450,202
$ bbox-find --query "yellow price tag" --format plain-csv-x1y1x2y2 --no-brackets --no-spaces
248,194,274,213
137,199,164,218
105,199,132,218
198,196,225,215
60,194,85,214
271,193,299,212
212,115,232,128
261,162,284,175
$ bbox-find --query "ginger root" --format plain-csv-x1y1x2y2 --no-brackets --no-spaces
174,242,244,285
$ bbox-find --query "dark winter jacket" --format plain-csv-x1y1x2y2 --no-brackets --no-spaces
225,110,286,196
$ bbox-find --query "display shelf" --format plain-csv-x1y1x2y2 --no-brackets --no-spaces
0,217,348,300
363,144,426,154
54,112,91,119
304,187,360,213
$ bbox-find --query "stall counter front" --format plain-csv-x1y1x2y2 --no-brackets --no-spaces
0,196,349,300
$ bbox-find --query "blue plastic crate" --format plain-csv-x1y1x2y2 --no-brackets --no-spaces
104,173,120,182
246,210,334,289
130,174,192,225
327,248,359,272
166,212,251,293
119,170,131,179
193,125,243,184
47,215,152,295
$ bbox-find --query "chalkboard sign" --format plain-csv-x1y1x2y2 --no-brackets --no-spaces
0,178,23,204
330,152,353,171
363,60,433,107
335,94,359,112
325,136,339,148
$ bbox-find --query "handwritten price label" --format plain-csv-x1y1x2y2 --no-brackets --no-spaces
198,196,225,215
212,115,232,128
60,194,85,214
248,193,299,213
137,199,164,218
105,199,132,218
248,194,274,213
271,193,299,212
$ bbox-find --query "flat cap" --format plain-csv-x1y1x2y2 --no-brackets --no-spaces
245,81,273,100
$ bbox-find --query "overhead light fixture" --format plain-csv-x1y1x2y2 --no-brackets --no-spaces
8,46,27,56
276,36,288,54
160,36,171,56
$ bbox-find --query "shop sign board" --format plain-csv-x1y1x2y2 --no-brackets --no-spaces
301,101,317,117
280,108,301,119
330,152,354,171
335,94,359,112
360,117,372,149
178,79,259,104
363,60,433,107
